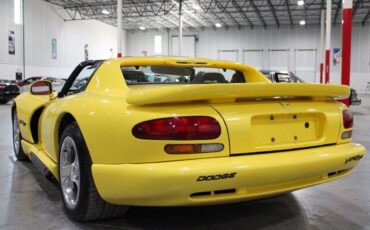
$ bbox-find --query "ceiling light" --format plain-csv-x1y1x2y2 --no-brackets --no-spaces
299,20,306,25
297,0,304,6
139,26,146,30
193,4,201,10
215,23,222,28
101,9,110,15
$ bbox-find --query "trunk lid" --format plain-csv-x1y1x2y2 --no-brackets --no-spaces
126,83,347,156
210,99,341,154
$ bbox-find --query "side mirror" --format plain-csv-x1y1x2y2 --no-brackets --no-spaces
30,80,53,95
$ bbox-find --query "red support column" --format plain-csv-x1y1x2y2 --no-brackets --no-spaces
320,9,325,83
341,0,353,106
325,50,330,83
325,0,332,84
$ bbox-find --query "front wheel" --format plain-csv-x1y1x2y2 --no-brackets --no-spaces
13,111,28,161
59,122,129,221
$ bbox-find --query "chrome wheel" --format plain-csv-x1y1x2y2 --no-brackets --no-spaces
60,136,80,209
13,114,20,154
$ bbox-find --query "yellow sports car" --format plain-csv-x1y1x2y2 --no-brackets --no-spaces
12,57,366,221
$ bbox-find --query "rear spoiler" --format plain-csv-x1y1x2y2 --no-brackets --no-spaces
126,83,350,106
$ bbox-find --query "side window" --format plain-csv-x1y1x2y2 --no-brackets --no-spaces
67,65,97,94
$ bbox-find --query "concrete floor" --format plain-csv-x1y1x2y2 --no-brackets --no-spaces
0,96,369,230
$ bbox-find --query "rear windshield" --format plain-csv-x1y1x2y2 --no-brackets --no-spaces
121,66,246,85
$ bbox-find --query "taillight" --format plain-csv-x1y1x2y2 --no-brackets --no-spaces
0,85,5,92
132,116,221,140
342,110,353,129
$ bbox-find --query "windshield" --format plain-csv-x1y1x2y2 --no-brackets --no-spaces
121,66,246,85
289,72,305,83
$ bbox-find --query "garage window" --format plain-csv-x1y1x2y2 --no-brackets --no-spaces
14,0,23,25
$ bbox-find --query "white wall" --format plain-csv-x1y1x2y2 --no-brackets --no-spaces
0,0,127,79
0,0,24,78
127,25,370,92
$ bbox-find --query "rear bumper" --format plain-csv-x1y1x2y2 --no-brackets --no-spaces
92,143,366,206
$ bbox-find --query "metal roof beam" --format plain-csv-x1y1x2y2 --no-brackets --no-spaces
353,0,363,17
182,2,214,29
267,0,280,28
198,0,229,28
285,0,293,27
251,0,267,28
362,10,370,25
333,0,342,25
231,0,253,29
169,11,201,29
214,0,241,28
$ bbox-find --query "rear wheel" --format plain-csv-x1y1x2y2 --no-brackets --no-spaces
59,122,129,221
13,111,28,161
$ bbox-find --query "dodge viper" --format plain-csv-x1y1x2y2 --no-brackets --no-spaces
12,57,366,221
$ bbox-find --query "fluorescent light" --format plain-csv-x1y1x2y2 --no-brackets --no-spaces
299,20,306,25
139,26,146,30
193,4,201,10
297,0,304,6
215,23,222,28
101,9,110,15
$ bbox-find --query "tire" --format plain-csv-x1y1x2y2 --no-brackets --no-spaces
13,111,28,161
58,122,129,221
0,99,10,104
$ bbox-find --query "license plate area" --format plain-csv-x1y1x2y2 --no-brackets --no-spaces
251,113,324,148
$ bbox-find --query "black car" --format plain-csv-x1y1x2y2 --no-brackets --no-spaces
0,80,20,104
260,70,361,106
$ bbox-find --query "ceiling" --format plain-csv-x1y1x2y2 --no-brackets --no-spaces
45,0,370,31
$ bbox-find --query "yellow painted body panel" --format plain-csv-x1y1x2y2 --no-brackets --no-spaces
12,57,366,207
92,143,365,206
126,83,349,105
21,140,58,178
211,99,343,154
14,93,50,143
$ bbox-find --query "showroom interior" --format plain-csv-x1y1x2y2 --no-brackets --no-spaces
0,0,369,229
